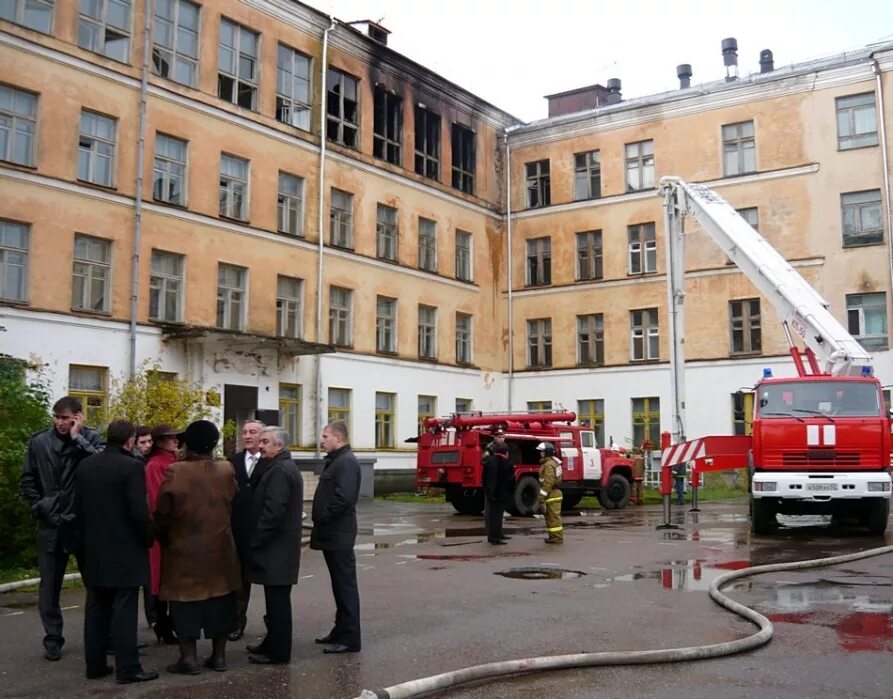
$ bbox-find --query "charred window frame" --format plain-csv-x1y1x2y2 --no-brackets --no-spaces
152,0,200,87
574,150,601,200
276,43,311,130
217,18,258,110
373,85,402,165
376,295,397,353
525,159,550,208
630,308,659,361
418,304,437,360
329,188,353,249
456,312,472,364
527,318,552,368
722,120,756,176
628,222,656,275
576,230,602,281
451,123,475,195
414,105,440,180
526,236,551,287
327,68,358,149
418,217,437,272
729,298,761,355
625,140,654,192
376,203,398,261
577,313,604,366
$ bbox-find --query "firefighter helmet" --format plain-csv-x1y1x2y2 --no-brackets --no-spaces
536,442,555,454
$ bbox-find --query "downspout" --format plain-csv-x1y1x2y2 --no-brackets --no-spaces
871,58,893,292
129,0,152,377
314,19,336,458
504,130,514,411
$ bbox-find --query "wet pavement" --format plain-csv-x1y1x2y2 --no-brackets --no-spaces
1,500,892,698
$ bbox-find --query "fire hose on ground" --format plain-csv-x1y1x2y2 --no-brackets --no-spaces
355,543,893,699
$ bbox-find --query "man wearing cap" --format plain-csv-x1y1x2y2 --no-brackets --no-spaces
482,429,513,545
536,442,564,544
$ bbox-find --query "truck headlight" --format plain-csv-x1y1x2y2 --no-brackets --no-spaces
867,482,891,492
754,482,777,492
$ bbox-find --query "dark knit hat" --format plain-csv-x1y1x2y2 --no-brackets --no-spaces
181,420,219,453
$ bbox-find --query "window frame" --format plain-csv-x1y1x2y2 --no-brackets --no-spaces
418,304,437,360
275,43,311,131
0,219,30,302
217,17,259,110
152,132,187,206
78,110,117,187
329,188,354,249
631,396,661,447
574,149,601,201
376,203,398,261
375,391,396,449
414,105,440,179
0,84,37,167
451,122,475,194
376,295,397,354
841,190,883,247
373,85,402,165
216,262,247,331
455,229,472,281
68,364,108,427
527,318,552,368
577,313,604,366
630,308,659,361
276,274,303,338
77,0,132,63
277,171,304,237
418,217,437,272
722,120,756,176
418,394,437,434
0,0,54,34
576,230,603,281
836,92,878,150
329,285,353,347
326,67,359,149
577,398,605,448
455,311,472,365
625,139,654,192
71,233,111,313
152,0,200,88
846,292,888,350
327,387,351,428
628,222,657,275
219,153,249,221
279,383,301,448
526,236,552,286
525,159,551,208
148,248,184,323
729,298,762,355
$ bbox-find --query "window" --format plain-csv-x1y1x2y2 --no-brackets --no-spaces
375,392,395,448
732,391,754,436
525,160,550,208
329,286,352,347
153,133,187,205
577,399,605,448
632,397,660,448
276,275,302,338
528,400,552,412
526,237,551,286
628,222,657,275
373,86,401,165
216,263,246,330
148,249,184,322
0,85,37,166
847,292,887,350
841,190,883,246
730,298,761,354
376,296,396,353
327,68,358,148
837,93,878,150
78,0,131,62
217,18,258,110
78,111,116,187
329,188,353,248
219,153,249,220
577,313,604,366
576,230,603,281
0,0,54,33
376,204,397,261
455,230,472,281
69,365,108,427
279,383,301,448
630,308,659,361
456,312,472,364
574,150,601,200
722,121,756,176
418,217,437,272
71,234,110,312
152,0,200,87
527,318,552,367
455,397,473,413
414,105,440,179
418,304,437,360
451,123,475,194
737,207,759,231
276,44,311,130
327,387,350,426
278,172,303,236
0,220,29,302
418,395,436,434
625,140,654,192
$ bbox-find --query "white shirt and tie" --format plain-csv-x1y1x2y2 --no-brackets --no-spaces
246,451,260,479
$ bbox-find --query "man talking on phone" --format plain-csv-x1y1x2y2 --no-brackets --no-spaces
20,396,104,661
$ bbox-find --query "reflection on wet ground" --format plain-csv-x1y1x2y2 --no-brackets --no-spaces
496,567,586,580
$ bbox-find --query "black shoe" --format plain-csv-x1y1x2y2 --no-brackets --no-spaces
166,659,200,675
117,670,159,684
544,538,562,544
488,539,507,545
203,655,227,672
314,633,338,645
248,653,288,665
246,640,267,654
323,644,360,654
228,629,244,642
44,647,62,661
87,665,113,679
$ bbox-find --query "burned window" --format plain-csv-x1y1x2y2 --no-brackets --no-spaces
525,160,550,208
451,123,475,195
327,68,358,149
414,105,440,180
217,18,258,110
373,86,402,165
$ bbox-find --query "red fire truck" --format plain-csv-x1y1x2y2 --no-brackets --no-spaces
416,410,636,516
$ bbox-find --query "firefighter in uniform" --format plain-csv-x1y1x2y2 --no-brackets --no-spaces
536,442,563,544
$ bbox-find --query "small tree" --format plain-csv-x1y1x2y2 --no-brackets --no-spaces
0,355,51,570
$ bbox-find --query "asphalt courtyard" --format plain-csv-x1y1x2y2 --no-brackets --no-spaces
1,499,892,698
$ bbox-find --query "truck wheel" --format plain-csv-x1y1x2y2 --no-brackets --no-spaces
751,498,775,535
510,475,541,517
445,486,484,515
561,491,584,512
598,474,631,510
864,498,890,535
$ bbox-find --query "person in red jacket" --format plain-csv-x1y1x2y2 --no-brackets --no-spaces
144,424,181,644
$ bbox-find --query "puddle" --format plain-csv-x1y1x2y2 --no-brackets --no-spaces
496,567,586,580
400,552,531,562
606,559,752,591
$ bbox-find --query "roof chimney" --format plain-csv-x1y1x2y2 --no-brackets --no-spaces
605,78,622,104
722,37,739,81
759,49,774,74
676,64,692,89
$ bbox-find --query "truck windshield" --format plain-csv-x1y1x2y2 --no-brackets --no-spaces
758,381,880,418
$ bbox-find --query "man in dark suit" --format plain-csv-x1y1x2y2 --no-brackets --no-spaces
310,420,361,654
245,427,303,664
74,420,158,684
227,418,265,641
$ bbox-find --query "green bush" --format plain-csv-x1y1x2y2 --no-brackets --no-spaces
0,356,51,570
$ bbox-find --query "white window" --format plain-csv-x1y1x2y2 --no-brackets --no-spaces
153,133,187,205
276,275,302,338
722,121,756,176
329,286,352,347
630,308,659,361
418,304,437,359
456,312,472,364
276,43,311,130
219,153,249,220
841,190,883,247
78,111,116,187
625,140,654,192
847,292,887,350
0,0,54,34
218,18,258,110
836,93,878,150
72,234,111,312
152,0,200,87
418,217,437,272
216,263,246,330
0,220,29,302
628,222,656,274
78,0,131,63
376,204,398,261
149,249,184,322
376,296,397,353
0,85,37,167
330,188,353,248
455,230,472,281
277,172,304,236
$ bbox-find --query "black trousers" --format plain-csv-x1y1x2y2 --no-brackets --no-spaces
261,585,293,661
84,586,141,681
322,549,361,649
484,497,504,542
38,546,84,650
234,578,251,632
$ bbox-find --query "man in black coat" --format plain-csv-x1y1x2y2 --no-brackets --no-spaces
482,429,514,545
310,420,362,654
19,395,104,661
74,420,157,684
227,418,265,641
245,426,303,665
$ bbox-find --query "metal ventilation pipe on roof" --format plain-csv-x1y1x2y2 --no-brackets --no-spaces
677,64,692,89
605,78,622,104
760,49,774,73
722,37,739,81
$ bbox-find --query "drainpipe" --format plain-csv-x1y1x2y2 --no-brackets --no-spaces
128,0,152,378
871,58,893,292
314,19,336,458
504,131,514,411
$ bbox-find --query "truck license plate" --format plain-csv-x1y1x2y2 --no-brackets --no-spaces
807,483,837,491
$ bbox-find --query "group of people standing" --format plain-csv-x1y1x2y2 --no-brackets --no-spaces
19,395,363,684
